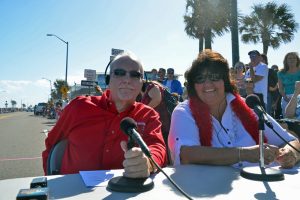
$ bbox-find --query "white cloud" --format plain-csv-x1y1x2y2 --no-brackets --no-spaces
0,80,49,107
0,74,85,108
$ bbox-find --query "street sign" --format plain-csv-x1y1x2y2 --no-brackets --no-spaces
81,80,98,87
111,48,124,56
84,69,97,81
60,86,69,100
60,86,69,94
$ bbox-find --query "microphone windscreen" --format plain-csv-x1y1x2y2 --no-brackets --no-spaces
245,94,261,109
120,117,137,135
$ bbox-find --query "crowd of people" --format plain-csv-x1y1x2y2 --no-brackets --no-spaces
231,50,300,120
42,50,300,180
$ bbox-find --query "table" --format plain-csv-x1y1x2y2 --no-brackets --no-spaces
0,164,299,200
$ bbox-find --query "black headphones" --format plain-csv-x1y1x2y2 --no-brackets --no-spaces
104,57,148,92
142,72,148,92
104,59,113,85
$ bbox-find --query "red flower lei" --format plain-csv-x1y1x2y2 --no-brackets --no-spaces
189,93,267,146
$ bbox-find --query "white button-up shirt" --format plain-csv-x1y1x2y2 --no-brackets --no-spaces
168,93,296,165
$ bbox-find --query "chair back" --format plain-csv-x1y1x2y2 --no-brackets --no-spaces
47,139,68,175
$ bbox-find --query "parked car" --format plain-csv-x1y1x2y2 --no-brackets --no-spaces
34,102,47,115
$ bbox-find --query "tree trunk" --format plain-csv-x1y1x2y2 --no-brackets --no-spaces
204,28,212,49
263,43,268,55
199,37,204,53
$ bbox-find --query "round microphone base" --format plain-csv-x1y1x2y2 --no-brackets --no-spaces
107,176,154,193
241,166,284,182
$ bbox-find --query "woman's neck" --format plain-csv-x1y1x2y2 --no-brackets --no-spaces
209,97,227,121
288,65,299,73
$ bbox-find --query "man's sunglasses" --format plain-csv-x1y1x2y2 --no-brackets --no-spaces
194,73,223,84
112,68,142,79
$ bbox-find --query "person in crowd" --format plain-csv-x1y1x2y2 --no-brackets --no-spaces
260,54,279,116
278,52,300,117
182,81,188,101
94,85,103,96
244,77,254,96
150,68,158,81
168,49,300,168
140,81,174,163
269,65,281,118
245,50,269,109
285,81,300,119
260,53,268,65
163,68,183,96
42,52,167,176
55,102,62,121
233,61,246,97
157,68,166,84
271,64,279,71
141,81,171,142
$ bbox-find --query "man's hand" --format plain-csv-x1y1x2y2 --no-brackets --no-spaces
120,141,152,178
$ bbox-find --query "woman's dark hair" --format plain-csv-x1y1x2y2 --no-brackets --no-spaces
185,49,237,98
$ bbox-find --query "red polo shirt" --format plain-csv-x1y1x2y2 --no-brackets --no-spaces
42,90,167,174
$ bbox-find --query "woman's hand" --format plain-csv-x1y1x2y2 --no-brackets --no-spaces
120,141,152,178
276,148,298,169
242,144,279,165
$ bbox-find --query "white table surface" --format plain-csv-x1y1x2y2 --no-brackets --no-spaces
0,164,299,200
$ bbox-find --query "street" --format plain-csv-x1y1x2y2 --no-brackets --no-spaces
0,112,55,180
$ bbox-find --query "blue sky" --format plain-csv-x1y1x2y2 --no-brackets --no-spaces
0,0,299,107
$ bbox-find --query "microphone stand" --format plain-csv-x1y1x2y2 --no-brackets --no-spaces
240,111,284,181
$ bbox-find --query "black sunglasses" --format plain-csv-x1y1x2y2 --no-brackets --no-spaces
112,68,142,79
194,73,223,84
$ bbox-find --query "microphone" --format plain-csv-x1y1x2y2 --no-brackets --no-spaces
107,117,154,193
120,117,151,157
245,94,273,128
108,117,194,199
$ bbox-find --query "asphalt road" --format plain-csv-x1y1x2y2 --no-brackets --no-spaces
0,112,56,180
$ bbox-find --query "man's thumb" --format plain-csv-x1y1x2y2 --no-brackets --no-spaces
120,141,127,152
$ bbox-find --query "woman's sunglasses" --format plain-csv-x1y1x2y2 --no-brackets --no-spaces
112,68,142,79
194,73,223,84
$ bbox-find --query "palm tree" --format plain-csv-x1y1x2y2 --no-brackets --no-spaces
53,79,69,100
184,0,231,52
239,2,298,55
11,100,17,108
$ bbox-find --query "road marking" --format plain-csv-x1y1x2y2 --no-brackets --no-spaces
0,113,24,120
0,116,10,120
0,156,42,162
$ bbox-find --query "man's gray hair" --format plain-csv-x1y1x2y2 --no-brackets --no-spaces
110,51,144,77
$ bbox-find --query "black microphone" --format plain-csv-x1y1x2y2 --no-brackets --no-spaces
245,94,273,128
108,117,193,199
120,117,151,157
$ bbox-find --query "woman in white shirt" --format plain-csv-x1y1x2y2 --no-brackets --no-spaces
168,49,300,168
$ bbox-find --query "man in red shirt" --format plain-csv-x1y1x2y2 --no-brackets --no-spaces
42,52,167,177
